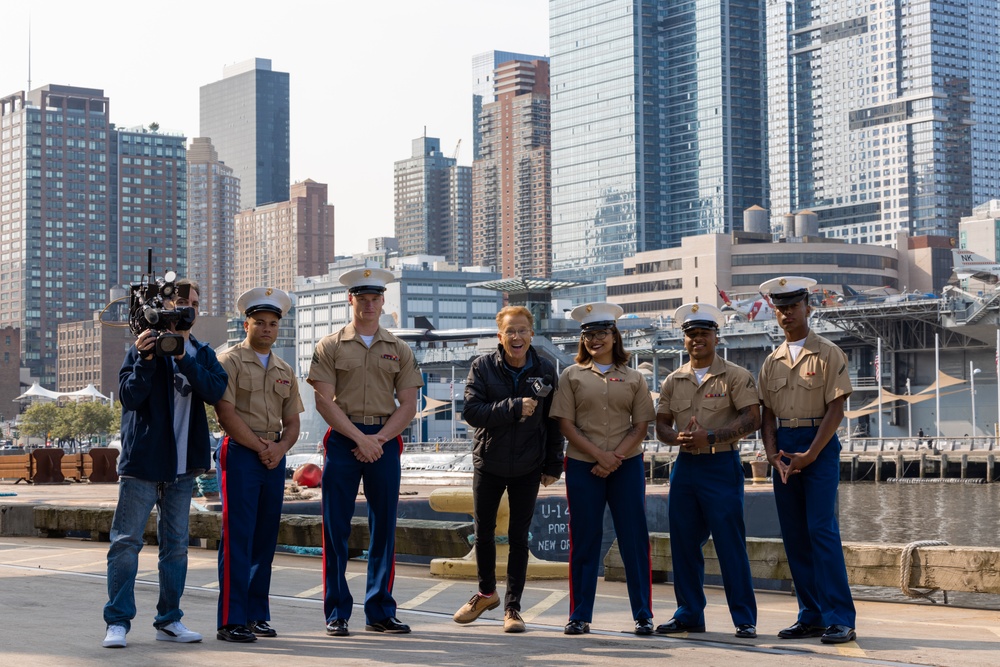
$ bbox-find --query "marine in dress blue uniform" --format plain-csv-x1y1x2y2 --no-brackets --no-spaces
215,287,303,643
549,302,657,636
655,303,760,639
758,276,857,645
307,267,423,637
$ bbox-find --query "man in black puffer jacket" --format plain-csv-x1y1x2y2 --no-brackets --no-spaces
452,305,564,634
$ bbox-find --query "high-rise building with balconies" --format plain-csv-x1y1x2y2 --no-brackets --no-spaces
473,59,552,278
186,138,240,316
393,136,472,266
766,0,1000,244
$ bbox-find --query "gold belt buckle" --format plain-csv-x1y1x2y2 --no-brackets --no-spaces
787,418,799,428
363,416,376,426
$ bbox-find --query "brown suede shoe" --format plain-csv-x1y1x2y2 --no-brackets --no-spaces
504,609,526,633
453,591,500,624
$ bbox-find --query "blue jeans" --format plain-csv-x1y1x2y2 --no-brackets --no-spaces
104,473,198,631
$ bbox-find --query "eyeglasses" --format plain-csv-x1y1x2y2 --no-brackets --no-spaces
501,329,532,338
582,329,612,342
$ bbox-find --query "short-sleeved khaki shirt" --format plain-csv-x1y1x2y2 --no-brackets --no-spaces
758,329,852,419
549,362,656,462
307,322,423,416
218,338,304,435
657,355,759,432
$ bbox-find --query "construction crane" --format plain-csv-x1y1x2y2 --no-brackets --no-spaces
452,138,462,162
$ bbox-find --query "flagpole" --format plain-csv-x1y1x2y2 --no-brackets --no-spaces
450,365,456,442
906,378,912,439
935,333,941,438
996,328,999,445
877,338,883,440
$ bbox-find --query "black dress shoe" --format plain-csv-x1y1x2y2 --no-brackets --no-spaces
248,620,277,637
821,625,857,644
564,620,590,635
365,617,410,634
735,624,757,639
654,618,706,634
217,624,257,643
325,619,349,637
634,618,654,636
777,621,827,639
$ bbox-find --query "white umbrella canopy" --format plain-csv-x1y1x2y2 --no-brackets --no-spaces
64,384,109,401
13,382,61,402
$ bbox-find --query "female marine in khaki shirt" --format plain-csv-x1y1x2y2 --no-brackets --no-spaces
549,302,657,637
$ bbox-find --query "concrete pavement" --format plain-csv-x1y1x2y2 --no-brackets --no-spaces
1,481,999,666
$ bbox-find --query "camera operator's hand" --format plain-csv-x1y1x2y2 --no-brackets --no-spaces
136,330,157,361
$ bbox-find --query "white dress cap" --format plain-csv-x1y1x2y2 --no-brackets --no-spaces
673,302,724,331
570,302,625,331
758,276,817,306
339,267,395,295
236,287,292,318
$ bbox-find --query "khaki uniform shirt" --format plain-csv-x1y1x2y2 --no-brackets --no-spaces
218,338,304,436
307,322,423,416
549,362,656,462
758,329,852,419
657,355,759,433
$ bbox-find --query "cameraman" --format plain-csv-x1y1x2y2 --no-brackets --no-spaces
102,278,228,649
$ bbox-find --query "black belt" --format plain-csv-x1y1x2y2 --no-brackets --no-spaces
688,443,739,456
778,417,823,428
348,415,388,426
253,431,281,441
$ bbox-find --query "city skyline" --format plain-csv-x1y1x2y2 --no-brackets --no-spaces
2,0,550,256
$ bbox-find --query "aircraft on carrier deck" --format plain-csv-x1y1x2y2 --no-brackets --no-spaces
952,248,1000,286
717,288,774,321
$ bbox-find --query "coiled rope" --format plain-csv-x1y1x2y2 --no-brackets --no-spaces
900,540,949,603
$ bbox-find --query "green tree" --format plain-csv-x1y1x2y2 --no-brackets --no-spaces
205,404,220,434
109,401,122,437
71,401,115,442
18,402,61,440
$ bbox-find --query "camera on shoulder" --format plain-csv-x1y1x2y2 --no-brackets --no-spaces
127,250,195,357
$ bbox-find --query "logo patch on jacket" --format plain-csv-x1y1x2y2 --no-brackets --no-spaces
382,354,400,361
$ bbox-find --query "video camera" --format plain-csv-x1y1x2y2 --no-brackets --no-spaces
127,249,195,357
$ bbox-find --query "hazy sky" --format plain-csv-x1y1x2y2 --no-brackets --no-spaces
2,0,550,256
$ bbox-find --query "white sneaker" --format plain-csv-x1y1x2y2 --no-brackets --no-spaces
103,624,127,648
155,620,203,643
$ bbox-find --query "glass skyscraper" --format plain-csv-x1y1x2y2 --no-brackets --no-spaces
766,0,1000,244
549,0,766,300
200,58,290,211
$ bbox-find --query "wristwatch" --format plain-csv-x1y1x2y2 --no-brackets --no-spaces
707,430,716,446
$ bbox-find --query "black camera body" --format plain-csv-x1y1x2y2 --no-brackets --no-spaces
127,251,195,357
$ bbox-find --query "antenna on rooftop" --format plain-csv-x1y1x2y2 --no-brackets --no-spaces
27,13,32,90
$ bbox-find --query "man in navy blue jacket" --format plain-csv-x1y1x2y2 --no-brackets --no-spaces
102,279,227,649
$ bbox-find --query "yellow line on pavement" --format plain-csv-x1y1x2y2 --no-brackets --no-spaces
296,584,326,598
520,590,567,623
835,643,867,658
398,581,456,610
294,572,362,599
0,548,91,565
